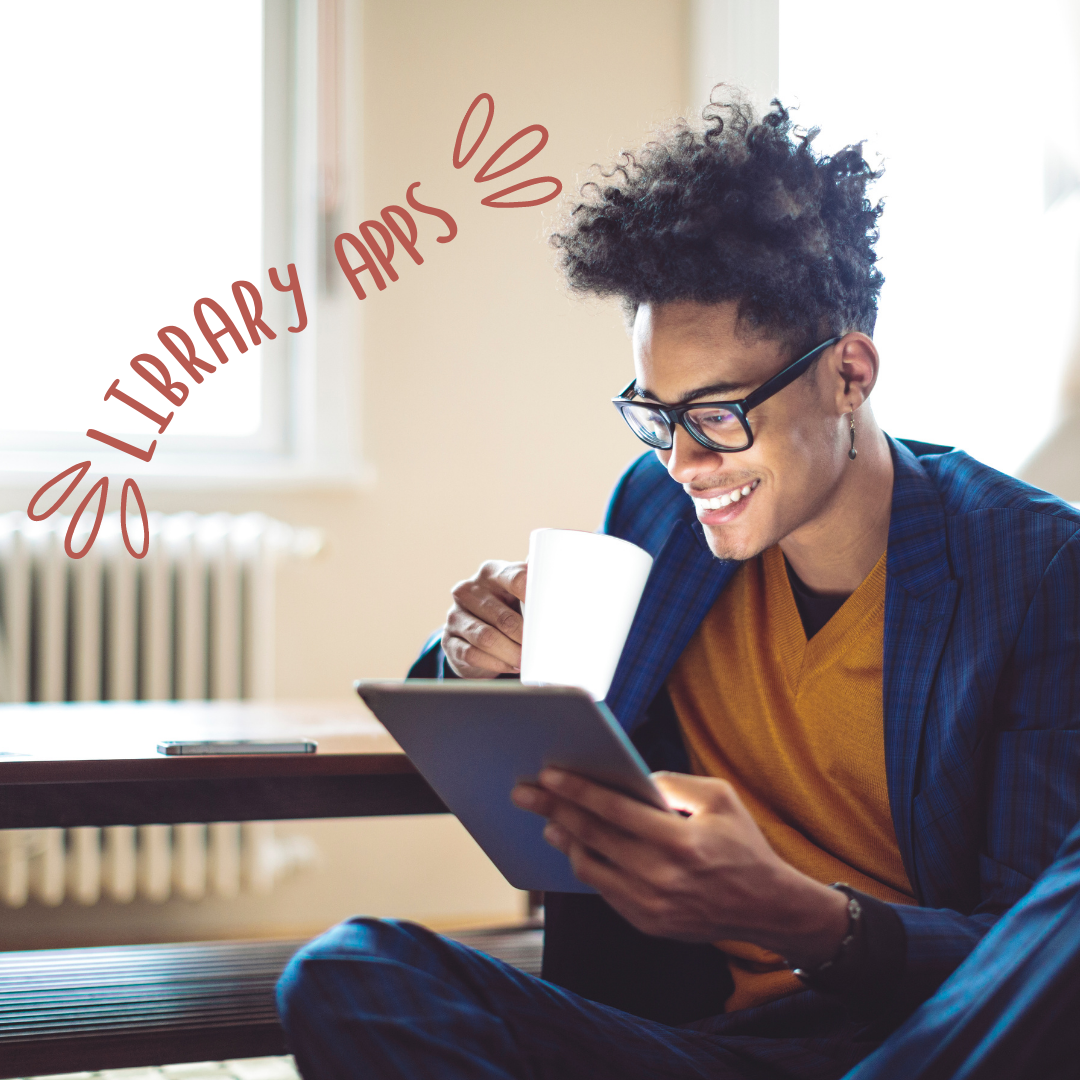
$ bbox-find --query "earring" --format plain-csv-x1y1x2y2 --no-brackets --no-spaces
848,405,857,460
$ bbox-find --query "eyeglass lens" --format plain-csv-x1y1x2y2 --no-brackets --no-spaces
619,403,673,448
619,402,748,450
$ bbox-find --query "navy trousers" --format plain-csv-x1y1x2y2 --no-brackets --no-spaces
277,920,878,1080
277,821,1080,1080
843,820,1080,1080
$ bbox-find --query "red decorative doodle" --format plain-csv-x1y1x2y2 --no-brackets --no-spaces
120,478,150,559
481,177,564,209
453,93,495,169
64,476,108,560
454,93,562,207
473,125,549,183
28,460,91,521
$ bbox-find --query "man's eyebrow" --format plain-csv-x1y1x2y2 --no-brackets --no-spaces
635,380,750,404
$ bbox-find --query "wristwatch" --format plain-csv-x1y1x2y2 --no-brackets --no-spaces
789,883,863,985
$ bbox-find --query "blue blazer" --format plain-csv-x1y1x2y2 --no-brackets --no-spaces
413,436,1080,1005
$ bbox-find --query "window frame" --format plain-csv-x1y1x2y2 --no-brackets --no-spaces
0,0,369,492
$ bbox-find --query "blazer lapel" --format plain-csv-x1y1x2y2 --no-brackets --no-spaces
883,438,959,901
605,517,737,733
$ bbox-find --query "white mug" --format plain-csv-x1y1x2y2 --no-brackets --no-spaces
519,528,654,701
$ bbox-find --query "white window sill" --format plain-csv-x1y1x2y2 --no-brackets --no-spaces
0,450,376,493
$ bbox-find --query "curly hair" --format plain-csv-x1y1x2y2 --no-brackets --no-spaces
550,93,884,348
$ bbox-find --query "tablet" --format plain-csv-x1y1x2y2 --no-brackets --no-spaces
355,680,668,893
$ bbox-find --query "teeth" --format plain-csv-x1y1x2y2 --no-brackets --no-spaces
693,479,759,513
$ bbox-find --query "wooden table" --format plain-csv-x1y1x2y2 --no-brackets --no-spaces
0,700,448,828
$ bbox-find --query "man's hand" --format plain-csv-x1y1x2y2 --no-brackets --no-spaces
442,560,528,678
511,769,850,968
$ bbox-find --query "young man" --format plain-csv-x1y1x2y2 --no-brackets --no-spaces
278,100,1080,1078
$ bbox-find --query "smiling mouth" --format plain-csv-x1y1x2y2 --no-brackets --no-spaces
690,478,760,513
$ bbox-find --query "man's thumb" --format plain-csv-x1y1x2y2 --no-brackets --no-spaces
651,771,734,815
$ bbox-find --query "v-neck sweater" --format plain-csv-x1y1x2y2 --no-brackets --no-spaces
666,544,914,1012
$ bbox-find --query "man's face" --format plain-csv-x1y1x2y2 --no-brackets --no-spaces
632,300,850,562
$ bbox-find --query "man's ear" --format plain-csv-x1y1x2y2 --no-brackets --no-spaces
831,333,879,412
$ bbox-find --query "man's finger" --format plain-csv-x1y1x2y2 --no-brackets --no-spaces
444,609,522,668
517,786,673,885
497,561,528,603
541,793,670,877
452,574,518,619
443,639,517,677
474,589,524,644
537,768,681,844
511,782,555,816
450,576,524,646
441,629,519,678
552,828,657,908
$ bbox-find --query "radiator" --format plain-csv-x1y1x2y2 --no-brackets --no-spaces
0,511,323,908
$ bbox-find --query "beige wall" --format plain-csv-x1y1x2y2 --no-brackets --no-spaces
0,0,691,946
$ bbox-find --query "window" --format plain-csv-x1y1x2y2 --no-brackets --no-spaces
692,0,1079,477
779,0,1079,476
0,0,363,486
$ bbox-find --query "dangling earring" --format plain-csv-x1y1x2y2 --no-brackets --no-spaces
848,405,857,460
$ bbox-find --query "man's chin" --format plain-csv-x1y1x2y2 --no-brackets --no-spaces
702,524,770,563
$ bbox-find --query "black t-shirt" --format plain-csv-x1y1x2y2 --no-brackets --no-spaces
785,557,849,638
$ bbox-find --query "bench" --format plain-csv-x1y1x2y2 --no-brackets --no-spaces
0,925,543,1078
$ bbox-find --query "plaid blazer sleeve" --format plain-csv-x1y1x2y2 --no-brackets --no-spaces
892,528,1080,1001
407,629,458,679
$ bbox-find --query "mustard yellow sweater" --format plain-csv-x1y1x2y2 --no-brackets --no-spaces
667,545,914,1011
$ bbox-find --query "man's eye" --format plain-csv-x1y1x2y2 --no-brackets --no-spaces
693,409,737,426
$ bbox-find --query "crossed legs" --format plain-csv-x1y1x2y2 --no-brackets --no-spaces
278,822,1080,1080
277,918,866,1080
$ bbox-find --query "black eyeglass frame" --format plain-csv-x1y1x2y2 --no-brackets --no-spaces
612,336,841,453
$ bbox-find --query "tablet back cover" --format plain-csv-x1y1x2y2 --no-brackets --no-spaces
356,681,660,893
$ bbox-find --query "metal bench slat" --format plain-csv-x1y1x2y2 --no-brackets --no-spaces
0,925,543,1078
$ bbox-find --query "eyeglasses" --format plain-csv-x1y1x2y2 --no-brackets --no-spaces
612,337,839,453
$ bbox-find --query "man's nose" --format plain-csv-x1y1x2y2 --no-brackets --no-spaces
661,424,725,483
